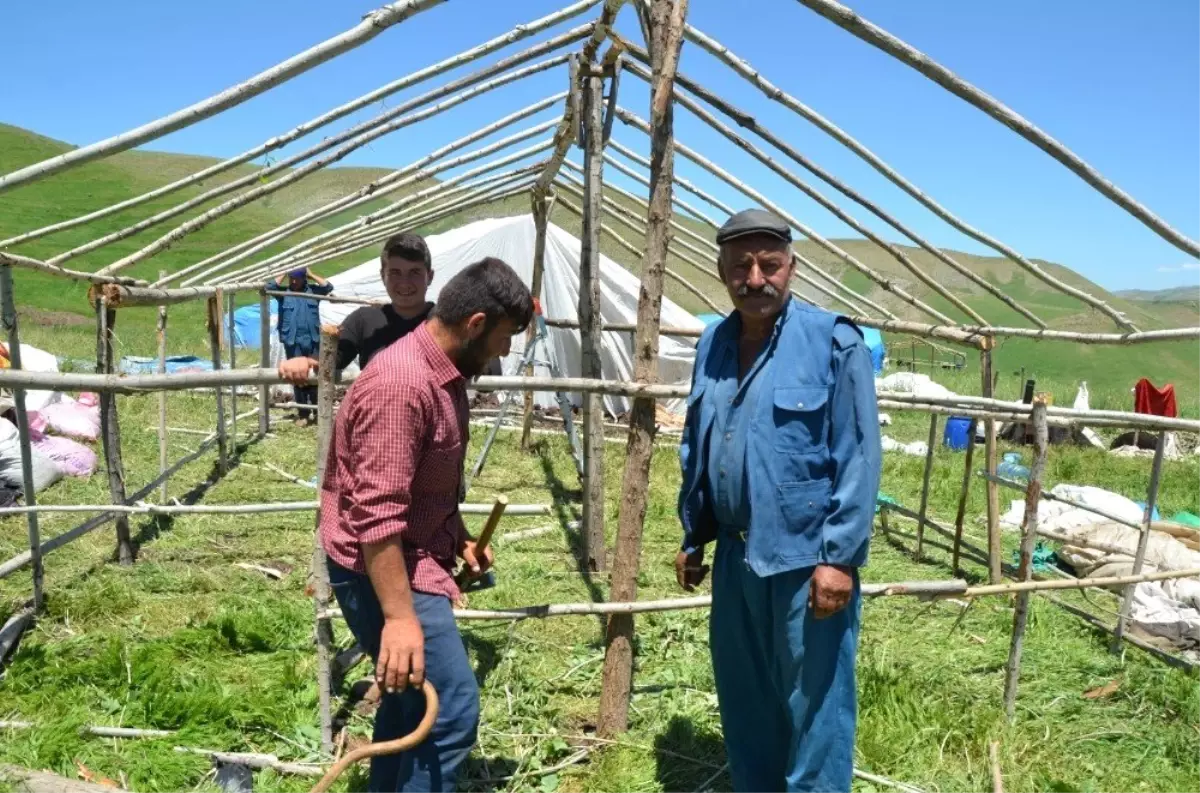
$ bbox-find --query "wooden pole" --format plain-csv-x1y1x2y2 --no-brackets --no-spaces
1,1,599,251
227,293,237,447
156,271,169,502
96,298,133,566
0,0,445,194
310,328,339,753
1003,397,1048,720
206,296,228,475
0,266,43,610
577,65,608,575
914,414,938,562
951,418,978,574
598,0,689,739
259,290,271,437
981,341,1001,583
793,0,1200,260
521,193,552,451
1111,431,1167,652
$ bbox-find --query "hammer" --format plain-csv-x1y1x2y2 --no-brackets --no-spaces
455,494,508,593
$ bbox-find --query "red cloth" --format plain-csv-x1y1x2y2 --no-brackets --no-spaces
1134,378,1177,418
319,323,469,601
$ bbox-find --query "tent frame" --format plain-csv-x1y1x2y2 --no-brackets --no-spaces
1,0,1198,769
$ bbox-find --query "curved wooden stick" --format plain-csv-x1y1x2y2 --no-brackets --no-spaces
309,680,439,793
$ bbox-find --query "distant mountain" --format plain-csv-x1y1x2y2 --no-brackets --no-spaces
1114,285,1200,304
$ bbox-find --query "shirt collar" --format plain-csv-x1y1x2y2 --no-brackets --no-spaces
413,322,464,387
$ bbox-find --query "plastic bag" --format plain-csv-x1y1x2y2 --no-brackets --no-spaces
41,396,101,441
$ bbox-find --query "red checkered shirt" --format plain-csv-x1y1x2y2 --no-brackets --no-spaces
319,323,469,601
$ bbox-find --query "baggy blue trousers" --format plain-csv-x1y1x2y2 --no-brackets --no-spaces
327,560,480,792
710,535,861,792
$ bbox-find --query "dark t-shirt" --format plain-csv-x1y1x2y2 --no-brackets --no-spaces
336,302,433,371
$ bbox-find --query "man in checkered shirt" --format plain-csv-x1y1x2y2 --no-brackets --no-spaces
320,257,532,792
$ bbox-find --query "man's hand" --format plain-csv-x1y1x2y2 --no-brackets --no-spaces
459,538,494,581
278,356,317,384
376,614,424,693
809,564,854,619
675,549,709,592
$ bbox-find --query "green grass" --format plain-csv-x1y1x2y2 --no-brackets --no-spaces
1,383,1197,791
1,122,1198,791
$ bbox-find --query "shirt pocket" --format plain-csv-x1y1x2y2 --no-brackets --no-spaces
777,478,832,542
771,385,830,453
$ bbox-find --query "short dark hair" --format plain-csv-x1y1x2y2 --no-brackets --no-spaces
380,232,431,270
433,257,533,334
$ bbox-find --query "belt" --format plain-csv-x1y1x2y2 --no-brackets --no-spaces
718,523,748,542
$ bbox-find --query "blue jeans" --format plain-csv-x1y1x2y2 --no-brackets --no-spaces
327,560,480,792
709,535,861,792
284,341,318,417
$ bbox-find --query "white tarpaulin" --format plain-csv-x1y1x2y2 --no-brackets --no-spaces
321,214,707,416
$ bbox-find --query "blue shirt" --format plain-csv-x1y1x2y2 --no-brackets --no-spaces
704,314,778,532
270,279,333,351
678,298,882,576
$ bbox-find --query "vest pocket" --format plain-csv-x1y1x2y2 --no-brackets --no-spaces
777,479,832,539
771,385,829,453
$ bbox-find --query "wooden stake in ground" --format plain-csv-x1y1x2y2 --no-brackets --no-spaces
156,271,169,502
1002,397,1048,721
227,293,237,446
577,64,607,574
1112,430,1167,652
310,328,339,753
598,0,689,739
206,296,228,474
259,289,271,437
521,192,551,451
95,297,133,566
914,414,938,562
0,266,43,609
981,341,1001,583
951,418,978,574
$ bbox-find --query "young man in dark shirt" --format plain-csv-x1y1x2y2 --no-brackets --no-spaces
278,233,435,384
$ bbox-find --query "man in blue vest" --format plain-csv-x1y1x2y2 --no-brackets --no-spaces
675,209,881,792
269,267,333,425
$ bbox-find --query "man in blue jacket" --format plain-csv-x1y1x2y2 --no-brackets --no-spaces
268,267,333,425
675,209,881,792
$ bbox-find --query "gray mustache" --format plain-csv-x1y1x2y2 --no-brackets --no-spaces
736,283,780,298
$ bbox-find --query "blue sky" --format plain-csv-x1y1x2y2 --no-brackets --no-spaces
2,0,1197,292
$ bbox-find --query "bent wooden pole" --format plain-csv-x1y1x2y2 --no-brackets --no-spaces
615,44,1046,327
0,0,445,194
98,55,570,275
0,1,600,250
170,94,564,286
621,55,990,325
793,0,1200,260
669,10,1140,330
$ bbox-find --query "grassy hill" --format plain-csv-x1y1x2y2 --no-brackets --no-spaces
1115,285,1200,304
1,122,1196,410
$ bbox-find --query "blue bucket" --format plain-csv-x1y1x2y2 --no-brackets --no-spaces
943,416,972,451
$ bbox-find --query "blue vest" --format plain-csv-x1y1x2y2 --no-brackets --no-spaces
678,298,850,577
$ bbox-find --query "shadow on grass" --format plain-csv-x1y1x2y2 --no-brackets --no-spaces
130,434,255,556
534,440,607,637
655,716,727,792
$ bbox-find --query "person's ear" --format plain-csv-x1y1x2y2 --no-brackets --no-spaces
464,312,487,338
425,269,434,286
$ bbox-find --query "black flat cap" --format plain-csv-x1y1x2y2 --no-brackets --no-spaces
716,208,791,245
